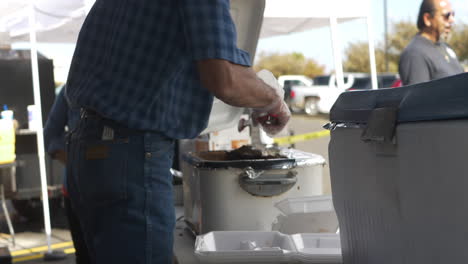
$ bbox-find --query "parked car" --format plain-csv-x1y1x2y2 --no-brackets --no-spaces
347,73,399,91
289,73,399,115
278,75,313,106
278,75,314,88
390,78,403,88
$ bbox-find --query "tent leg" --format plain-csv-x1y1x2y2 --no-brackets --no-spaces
367,16,378,89
1,184,15,247
28,3,67,261
329,16,345,90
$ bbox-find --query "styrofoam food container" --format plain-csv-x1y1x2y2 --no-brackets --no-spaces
291,233,342,263
195,231,342,264
273,195,339,234
195,231,294,263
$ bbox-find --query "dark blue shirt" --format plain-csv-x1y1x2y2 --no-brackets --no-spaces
65,0,251,139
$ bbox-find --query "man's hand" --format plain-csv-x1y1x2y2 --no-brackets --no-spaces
251,69,290,136
252,97,291,136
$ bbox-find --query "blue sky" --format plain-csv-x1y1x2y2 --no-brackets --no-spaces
257,0,468,71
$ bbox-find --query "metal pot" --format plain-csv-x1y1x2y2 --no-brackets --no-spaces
182,148,326,234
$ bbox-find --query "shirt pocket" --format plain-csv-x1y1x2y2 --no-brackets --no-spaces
78,138,129,207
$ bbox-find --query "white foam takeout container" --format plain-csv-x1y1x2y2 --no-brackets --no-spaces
195,231,342,264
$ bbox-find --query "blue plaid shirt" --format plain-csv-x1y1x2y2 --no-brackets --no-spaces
44,88,80,155
65,0,251,139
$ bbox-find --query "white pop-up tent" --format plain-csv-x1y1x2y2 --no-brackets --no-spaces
261,0,378,90
0,0,92,43
1,0,378,88
0,0,92,259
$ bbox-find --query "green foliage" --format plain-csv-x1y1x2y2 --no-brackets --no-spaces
255,20,467,76
343,42,394,73
387,21,418,55
254,52,325,78
448,23,468,64
343,20,417,73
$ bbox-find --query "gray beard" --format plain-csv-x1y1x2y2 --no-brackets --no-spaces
441,31,452,42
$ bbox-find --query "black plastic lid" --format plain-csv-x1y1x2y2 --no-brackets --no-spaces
330,73,468,124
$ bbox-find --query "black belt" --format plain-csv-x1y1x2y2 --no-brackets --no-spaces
79,108,141,135
80,108,103,119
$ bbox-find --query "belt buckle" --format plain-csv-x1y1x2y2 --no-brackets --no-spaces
80,108,87,119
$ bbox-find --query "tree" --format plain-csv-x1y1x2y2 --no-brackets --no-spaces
387,21,418,56
254,52,325,78
343,42,390,73
448,23,468,64
343,20,417,73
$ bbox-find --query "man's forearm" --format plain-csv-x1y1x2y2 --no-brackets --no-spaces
197,59,279,109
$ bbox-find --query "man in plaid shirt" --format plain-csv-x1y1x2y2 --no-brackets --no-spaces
65,0,290,263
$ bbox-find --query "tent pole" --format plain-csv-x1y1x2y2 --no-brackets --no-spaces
329,16,345,90
28,2,66,260
366,16,378,89
384,0,389,72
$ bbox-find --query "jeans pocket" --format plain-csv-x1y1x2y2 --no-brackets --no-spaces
78,139,129,207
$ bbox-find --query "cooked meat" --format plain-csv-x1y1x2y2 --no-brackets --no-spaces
226,145,284,160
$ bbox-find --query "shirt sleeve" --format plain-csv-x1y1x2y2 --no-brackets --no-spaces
44,89,69,154
399,52,431,86
179,0,251,66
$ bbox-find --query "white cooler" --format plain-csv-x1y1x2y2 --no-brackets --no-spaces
328,73,468,264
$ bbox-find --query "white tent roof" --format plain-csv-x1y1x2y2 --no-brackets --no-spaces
261,0,377,91
261,0,371,38
265,0,369,18
0,0,371,42
0,0,91,43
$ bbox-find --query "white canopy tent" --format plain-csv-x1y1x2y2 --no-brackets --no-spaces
0,0,378,257
0,0,92,258
262,0,378,90
0,0,92,43
1,0,378,88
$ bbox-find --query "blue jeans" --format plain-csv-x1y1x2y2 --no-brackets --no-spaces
67,111,175,264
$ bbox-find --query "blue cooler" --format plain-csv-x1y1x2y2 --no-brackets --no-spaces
328,73,468,264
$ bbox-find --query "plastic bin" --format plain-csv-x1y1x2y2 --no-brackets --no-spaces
0,119,15,164
329,73,468,264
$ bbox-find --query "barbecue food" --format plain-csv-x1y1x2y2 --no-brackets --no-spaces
226,145,284,160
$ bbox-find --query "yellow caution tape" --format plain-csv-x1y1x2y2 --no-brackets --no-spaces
274,130,330,145
11,241,75,263
13,248,76,263
11,241,73,257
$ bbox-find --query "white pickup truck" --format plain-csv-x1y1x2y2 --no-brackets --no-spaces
289,73,398,115
277,75,314,106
